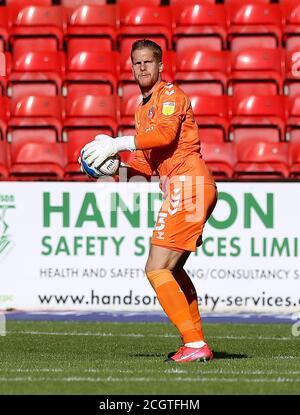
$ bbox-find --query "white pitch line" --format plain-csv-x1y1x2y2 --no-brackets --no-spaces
0,376,300,383
0,369,64,373
1,368,300,377
0,368,300,376
6,330,299,341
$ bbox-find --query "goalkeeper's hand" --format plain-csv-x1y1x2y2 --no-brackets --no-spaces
80,134,136,169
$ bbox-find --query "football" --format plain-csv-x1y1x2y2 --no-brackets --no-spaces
81,153,120,179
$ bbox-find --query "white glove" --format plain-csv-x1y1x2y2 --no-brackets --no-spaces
81,134,136,169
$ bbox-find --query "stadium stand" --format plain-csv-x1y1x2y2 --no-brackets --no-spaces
234,140,290,180
228,48,285,96
175,49,229,95
227,3,284,50
282,0,300,51
0,140,9,179
200,140,236,180
190,94,229,142
289,133,300,178
8,137,67,180
284,48,300,97
0,96,9,140
8,5,65,51
230,94,287,142
172,3,228,51
65,4,119,51
64,93,119,136
63,50,119,96
0,0,298,180
118,5,173,50
0,6,9,52
8,95,64,143
8,50,65,98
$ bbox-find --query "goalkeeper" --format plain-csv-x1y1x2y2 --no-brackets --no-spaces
79,39,217,363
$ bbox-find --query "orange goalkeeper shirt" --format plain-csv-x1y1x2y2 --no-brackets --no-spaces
127,81,215,186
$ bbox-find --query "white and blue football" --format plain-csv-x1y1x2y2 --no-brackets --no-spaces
81,152,120,179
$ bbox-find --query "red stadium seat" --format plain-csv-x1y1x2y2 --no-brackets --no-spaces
9,139,67,181
8,51,65,99
289,135,300,178
8,96,64,142
0,140,10,179
64,129,108,181
170,0,216,4
284,49,300,97
234,140,289,180
61,0,106,5
9,5,65,51
282,0,300,51
201,141,236,180
224,0,271,3
230,95,287,142
118,82,140,102
174,36,221,54
120,93,141,128
0,96,9,140
11,37,59,57
0,52,9,94
286,94,300,140
189,95,229,142
173,4,228,51
227,3,283,50
65,5,119,51
67,38,113,58
118,5,173,50
0,7,9,52
228,48,285,96
64,94,119,137
119,0,162,5
6,1,53,4
175,50,229,95
64,51,119,96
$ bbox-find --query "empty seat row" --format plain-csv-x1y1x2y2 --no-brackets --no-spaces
0,138,299,181
0,3,300,52
2,93,300,141
1,47,300,97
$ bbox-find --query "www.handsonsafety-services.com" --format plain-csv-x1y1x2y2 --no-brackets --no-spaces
99,399,202,412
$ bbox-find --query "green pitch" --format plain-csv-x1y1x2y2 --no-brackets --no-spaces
0,321,299,395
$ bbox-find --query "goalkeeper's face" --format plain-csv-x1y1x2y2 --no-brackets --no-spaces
131,48,163,95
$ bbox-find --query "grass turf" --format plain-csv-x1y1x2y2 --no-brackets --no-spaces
0,320,299,395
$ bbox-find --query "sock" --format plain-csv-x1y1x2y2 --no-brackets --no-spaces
185,341,206,349
147,269,203,344
173,269,204,341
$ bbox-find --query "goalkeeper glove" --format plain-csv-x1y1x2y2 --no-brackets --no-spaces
81,134,136,168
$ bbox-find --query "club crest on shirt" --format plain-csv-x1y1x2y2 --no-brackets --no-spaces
148,106,155,118
162,101,175,116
